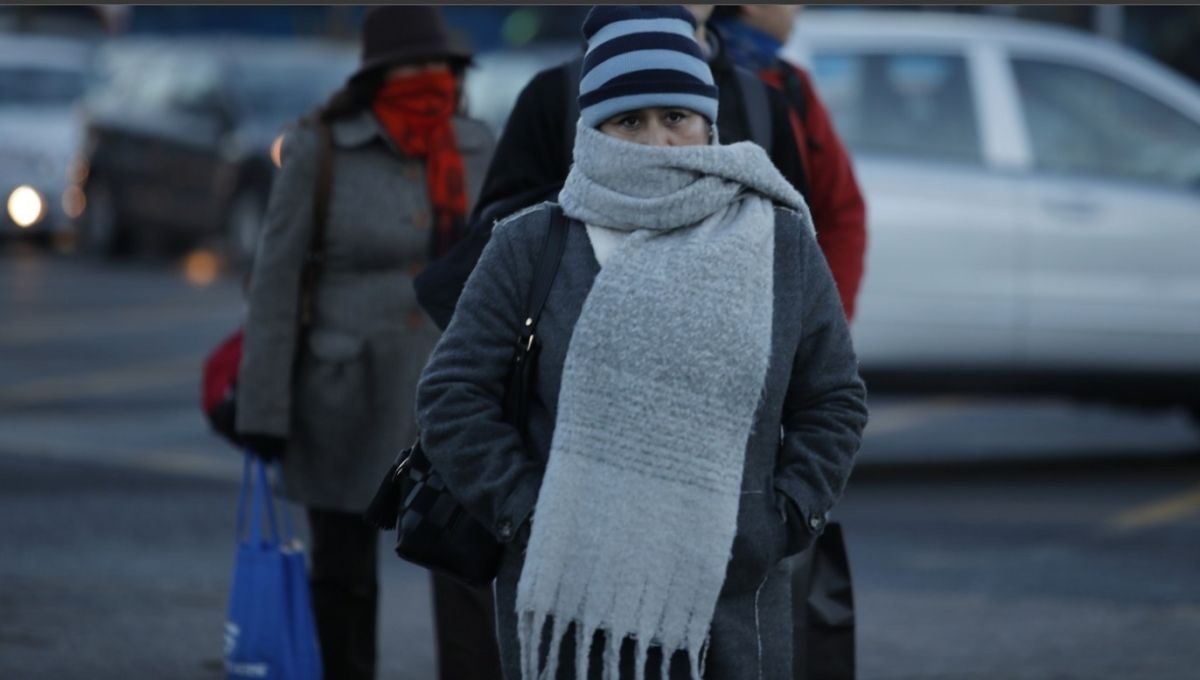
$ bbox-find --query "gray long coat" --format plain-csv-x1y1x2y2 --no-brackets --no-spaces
416,204,868,678
237,109,493,513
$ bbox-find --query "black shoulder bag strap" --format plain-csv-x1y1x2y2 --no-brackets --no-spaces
299,122,334,330
506,206,568,427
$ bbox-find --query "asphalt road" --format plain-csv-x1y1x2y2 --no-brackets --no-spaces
1,244,1198,679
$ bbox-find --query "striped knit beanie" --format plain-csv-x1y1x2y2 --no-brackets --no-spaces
577,5,719,128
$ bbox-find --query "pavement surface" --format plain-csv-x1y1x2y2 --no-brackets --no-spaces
1,244,1198,679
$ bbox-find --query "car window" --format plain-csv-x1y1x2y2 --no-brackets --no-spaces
123,55,180,111
87,44,158,106
109,51,223,114
1013,58,1200,189
166,55,224,113
228,54,356,119
0,65,85,107
811,51,982,165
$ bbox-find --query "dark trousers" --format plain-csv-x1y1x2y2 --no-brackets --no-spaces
430,572,504,680
308,508,379,680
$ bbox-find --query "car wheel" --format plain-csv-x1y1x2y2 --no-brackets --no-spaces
80,177,126,258
225,189,265,264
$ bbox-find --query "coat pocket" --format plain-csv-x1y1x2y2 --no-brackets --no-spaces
728,485,789,590
305,329,365,363
296,329,370,430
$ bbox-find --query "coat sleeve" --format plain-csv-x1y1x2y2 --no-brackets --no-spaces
469,65,573,226
415,210,547,542
791,66,868,322
774,211,869,555
235,124,320,437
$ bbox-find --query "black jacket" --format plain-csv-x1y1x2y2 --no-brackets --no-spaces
416,28,810,329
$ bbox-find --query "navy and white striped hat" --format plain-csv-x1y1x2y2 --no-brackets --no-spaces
578,5,719,128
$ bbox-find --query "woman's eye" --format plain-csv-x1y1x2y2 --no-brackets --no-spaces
665,110,688,125
619,116,640,128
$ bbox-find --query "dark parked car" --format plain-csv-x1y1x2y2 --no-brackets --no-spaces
75,38,356,260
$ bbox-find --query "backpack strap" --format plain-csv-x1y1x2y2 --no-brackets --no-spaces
734,65,773,151
776,61,822,154
299,122,334,328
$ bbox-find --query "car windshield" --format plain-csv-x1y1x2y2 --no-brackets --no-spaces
229,55,355,118
0,64,86,107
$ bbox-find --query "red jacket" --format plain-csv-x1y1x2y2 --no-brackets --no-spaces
760,63,867,322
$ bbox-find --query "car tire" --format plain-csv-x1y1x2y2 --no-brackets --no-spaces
225,189,266,265
80,177,127,258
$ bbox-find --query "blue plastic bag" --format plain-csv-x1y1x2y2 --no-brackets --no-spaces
225,455,322,680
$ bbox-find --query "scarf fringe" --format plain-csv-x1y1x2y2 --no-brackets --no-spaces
634,636,648,680
518,611,712,679
576,620,591,680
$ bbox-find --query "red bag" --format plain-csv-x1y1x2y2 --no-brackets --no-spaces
202,328,244,445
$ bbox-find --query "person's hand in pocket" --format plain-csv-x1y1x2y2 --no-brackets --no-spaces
775,490,820,557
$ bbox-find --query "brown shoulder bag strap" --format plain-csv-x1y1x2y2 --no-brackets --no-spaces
299,122,334,328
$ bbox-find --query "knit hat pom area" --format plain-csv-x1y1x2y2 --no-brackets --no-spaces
578,5,719,128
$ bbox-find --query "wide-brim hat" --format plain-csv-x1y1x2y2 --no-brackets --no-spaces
350,6,474,82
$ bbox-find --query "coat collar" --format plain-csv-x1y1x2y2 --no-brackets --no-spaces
330,109,381,148
330,109,491,154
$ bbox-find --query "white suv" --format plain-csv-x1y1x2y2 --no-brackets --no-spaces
786,11,1200,414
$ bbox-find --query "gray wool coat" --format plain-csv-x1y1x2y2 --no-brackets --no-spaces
237,109,493,513
416,203,868,679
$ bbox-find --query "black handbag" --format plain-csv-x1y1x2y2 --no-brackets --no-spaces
364,207,567,588
801,522,855,680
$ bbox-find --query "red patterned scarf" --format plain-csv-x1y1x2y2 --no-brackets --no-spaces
372,71,466,258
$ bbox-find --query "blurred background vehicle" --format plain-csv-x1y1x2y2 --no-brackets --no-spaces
785,11,1200,418
464,42,580,137
2,5,1198,424
0,34,95,247
73,38,356,261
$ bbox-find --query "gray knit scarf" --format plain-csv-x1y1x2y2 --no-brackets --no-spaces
516,123,805,680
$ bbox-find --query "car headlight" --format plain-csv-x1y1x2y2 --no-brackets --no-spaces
7,186,45,228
